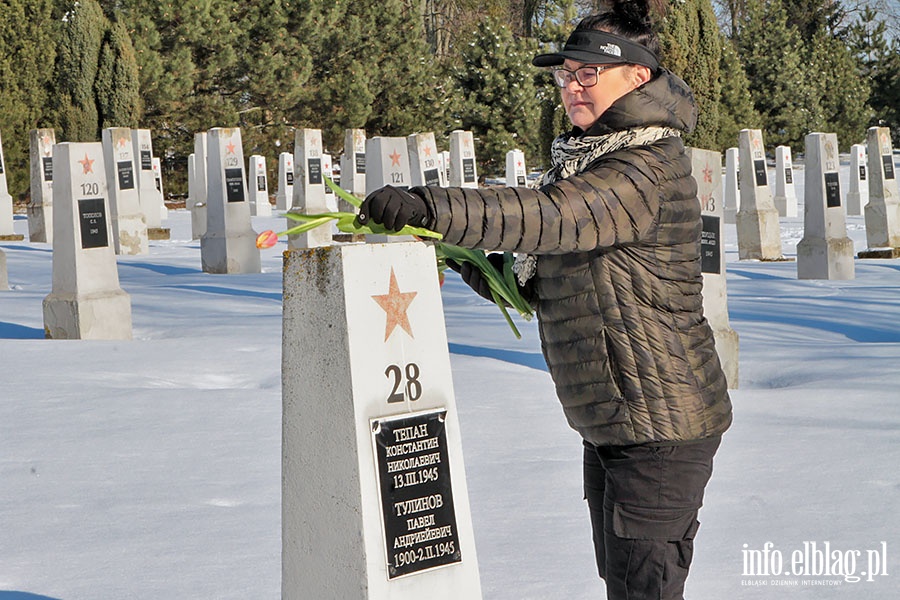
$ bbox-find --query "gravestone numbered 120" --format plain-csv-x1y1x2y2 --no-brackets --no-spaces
689,147,739,389
448,131,478,188
797,132,855,280
408,132,444,188
846,144,867,217
42,142,132,339
0,129,23,240
736,129,786,260
773,145,798,218
860,126,900,258
249,154,271,217
28,128,55,243
102,127,149,255
282,241,482,600
200,127,260,274
288,128,331,249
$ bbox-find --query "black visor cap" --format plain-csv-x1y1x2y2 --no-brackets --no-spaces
533,30,659,72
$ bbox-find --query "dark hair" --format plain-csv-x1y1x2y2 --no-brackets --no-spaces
574,0,666,56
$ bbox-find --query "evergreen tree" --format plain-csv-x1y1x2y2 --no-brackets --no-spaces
715,37,761,149
847,7,900,144
95,20,142,130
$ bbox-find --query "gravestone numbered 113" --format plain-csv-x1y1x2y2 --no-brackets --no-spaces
736,129,786,260
102,127,149,255
282,241,482,600
42,142,132,339
0,129,23,240
28,128,55,243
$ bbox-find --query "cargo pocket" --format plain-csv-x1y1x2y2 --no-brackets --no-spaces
611,503,700,542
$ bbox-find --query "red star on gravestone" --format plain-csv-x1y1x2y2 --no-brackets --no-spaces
117,135,129,149
702,164,713,184
371,268,417,341
78,153,95,174
423,146,433,157
226,141,236,155
517,160,523,168
389,150,401,167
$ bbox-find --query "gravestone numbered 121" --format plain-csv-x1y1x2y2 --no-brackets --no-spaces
282,241,482,600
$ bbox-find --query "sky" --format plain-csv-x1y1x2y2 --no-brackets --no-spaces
0,159,898,599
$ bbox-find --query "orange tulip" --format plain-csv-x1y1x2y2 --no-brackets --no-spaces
256,230,278,249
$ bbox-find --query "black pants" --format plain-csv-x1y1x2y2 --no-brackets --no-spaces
583,436,721,600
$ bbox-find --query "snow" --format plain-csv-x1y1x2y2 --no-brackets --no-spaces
1,163,898,599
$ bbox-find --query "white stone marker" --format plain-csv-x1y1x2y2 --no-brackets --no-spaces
323,152,338,213
275,151,294,211
340,128,367,210
736,129,785,260
102,127,149,255
288,128,331,249
723,147,739,224
846,143,867,217
440,151,451,188
505,149,528,187
200,127,260,274
28,128,55,243
248,154,271,216
191,132,209,240
797,133,855,280
408,132,444,188
366,137,415,243
282,241,482,600
861,126,900,256
448,131,478,188
0,129,23,240
132,128,163,230
773,145,798,218
42,142,132,339
689,147,739,389
151,156,167,221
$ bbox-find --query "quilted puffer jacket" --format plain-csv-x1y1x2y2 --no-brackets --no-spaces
414,69,732,446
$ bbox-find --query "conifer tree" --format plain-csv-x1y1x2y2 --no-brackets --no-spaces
715,37,761,149
95,20,142,131
848,7,900,143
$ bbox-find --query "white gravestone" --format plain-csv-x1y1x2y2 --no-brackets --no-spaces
0,249,7,290
448,131,478,188
736,129,785,260
0,129,23,240
440,151,451,188
275,152,294,211
282,241,482,600
797,133,855,280
689,147,739,389
846,144,867,217
132,129,164,231
288,128,331,249
102,127,149,255
861,126,900,256
505,149,527,187
28,128,55,243
191,132,209,240
773,145,798,218
323,153,338,213
248,154,271,216
151,157,166,221
200,127,261,274
340,129,367,210
42,142,132,339
723,147,739,225
408,132,444,188
366,137,415,243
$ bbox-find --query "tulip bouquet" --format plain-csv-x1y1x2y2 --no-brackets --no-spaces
256,177,534,338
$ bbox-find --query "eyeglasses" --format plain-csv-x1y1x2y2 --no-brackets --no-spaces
550,65,617,88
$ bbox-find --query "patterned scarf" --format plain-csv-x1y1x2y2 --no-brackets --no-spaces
512,125,680,285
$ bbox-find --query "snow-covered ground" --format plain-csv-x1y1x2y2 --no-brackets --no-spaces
1,164,898,599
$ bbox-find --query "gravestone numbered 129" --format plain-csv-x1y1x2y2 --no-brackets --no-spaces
797,133,855,280
249,154,271,216
288,128,331,249
102,127,149,255
0,129,23,240
366,137,415,243
860,126,900,258
28,128,55,243
276,152,294,211
773,145,798,218
505,149,528,188
736,129,786,260
846,144,867,217
42,142,132,339
200,127,260,274
282,241,482,600
448,131,478,188
723,147,739,225
689,147,739,389
408,132,444,188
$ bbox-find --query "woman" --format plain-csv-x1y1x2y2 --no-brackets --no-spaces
358,1,732,598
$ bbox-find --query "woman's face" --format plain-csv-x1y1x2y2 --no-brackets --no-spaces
559,59,647,130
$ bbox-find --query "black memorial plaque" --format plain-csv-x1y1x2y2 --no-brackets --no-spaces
859,165,867,181
140,150,152,171
225,168,245,202
700,214,721,275
462,158,476,184
307,158,322,185
355,152,366,174
825,172,841,208
42,157,53,182
286,171,294,186
785,167,793,184
424,168,441,187
373,409,462,579
736,170,740,190
883,155,896,180
517,175,526,186
753,159,767,186
78,198,109,249
117,160,135,190
0,155,4,174
257,174,267,192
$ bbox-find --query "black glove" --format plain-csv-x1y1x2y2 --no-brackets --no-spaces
357,186,430,231
446,253,506,304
